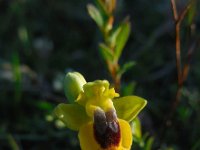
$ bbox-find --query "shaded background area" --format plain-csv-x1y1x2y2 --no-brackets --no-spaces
0,0,200,149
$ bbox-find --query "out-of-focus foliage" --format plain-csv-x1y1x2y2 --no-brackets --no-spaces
0,0,200,149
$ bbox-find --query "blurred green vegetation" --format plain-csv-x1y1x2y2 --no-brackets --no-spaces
0,0,200,149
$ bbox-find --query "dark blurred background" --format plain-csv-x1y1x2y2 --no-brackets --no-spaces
0,0,200,149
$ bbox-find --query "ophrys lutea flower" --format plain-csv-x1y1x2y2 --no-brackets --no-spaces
54,72,147,150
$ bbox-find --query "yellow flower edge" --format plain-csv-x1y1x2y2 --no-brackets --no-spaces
78,119,132,150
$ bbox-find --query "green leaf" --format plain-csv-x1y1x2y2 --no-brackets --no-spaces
187,1,196,25
131,117,142,140
118,61,135,77
109,26,121,48
35,101,54,111
7,134,20,150
95,0,111,16
113,96,147,122
54,104,91,131
192,139,200,150
144,137,154,150
122,82,136,96
114,20,131,60
87,4,104,28
99,43,114,61
12,52,22,102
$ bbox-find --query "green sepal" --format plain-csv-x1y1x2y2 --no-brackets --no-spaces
54,103,91,131
113,96,147,122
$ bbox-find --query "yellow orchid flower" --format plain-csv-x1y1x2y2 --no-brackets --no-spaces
54,72,147,150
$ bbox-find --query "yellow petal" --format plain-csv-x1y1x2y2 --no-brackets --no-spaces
78,122,101,150
118,119,132,150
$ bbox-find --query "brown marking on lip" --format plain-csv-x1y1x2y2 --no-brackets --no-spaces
93,109,121,149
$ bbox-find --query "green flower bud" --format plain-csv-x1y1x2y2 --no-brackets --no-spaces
64,72,86,103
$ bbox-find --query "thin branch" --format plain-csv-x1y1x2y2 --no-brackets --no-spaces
170,40,197,121
175,24,182,86
177,0,194,24
171,0,194,87
170,0,178,21
160,1,196,142
182,41,197,82
171,0,182,87
166,0,195,124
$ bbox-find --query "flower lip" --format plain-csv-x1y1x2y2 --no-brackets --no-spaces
106,109,117,122
93,108,121,149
